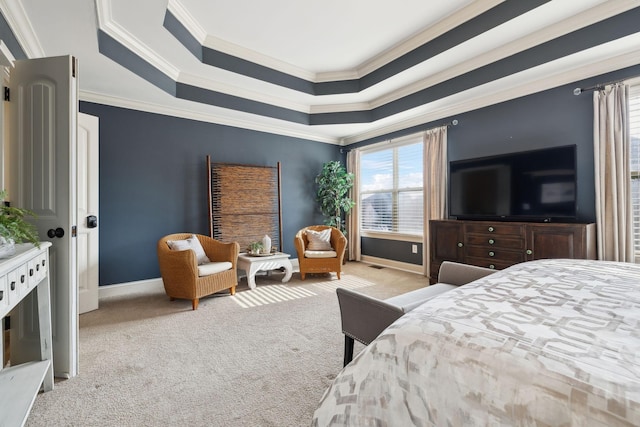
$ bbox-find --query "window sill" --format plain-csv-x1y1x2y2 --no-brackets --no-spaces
360,231,422,242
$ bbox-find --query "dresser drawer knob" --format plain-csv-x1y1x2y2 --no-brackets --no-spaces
488,226,494,232
526,249,533,255
0,290,3,300
489,264,495,269
20,275,25,283
10,281,15,291
29,269,34,277
488,251,495,257
488,239,495,245
457,242,463,247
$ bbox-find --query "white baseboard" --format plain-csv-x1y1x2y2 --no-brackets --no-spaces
98,278,165,300
360,255,424,275
98,257,302,301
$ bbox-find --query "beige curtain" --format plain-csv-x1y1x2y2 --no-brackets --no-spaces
423,126,448,276
594,83,634,262
346,149,361,261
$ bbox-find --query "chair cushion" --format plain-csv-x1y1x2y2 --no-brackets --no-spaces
197,261,232,277
306,229,332,250
305,250,338,258
167,235,211,265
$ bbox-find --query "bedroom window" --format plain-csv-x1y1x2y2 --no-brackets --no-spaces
359,135,423,236
631,84,640,256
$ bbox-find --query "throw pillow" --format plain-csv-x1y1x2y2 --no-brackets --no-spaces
167,235,211,265
306,229,333,251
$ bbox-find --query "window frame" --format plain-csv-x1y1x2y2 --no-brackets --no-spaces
358,133,424,241
629,81,640,260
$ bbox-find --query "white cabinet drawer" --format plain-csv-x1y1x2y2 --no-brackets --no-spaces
27,254,47,288
0,275,7,317
14,265,28,296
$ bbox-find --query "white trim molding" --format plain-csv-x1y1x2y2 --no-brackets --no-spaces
360,255,424,275
0,0,44,58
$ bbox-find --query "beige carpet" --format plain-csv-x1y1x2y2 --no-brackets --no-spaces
26,262,426,427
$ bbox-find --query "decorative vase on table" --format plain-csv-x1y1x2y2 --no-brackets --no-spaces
262,235,271,254
0,236,15,259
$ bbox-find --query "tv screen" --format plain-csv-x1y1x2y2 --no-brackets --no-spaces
449,145,577,222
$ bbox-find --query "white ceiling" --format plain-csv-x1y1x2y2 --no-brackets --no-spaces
6,0,640,145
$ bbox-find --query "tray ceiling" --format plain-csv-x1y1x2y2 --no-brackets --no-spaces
7,0,640,144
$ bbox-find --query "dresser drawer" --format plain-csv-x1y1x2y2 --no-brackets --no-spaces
465,257,514,271
465,235,524,250
465,246,525,263
465,223,524,236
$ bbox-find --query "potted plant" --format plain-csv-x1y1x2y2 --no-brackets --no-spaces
315,161,355,233
247,241,264,255
0,190,39,258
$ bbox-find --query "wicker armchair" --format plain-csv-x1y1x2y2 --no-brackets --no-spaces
157,233,240,310
294,225,347,280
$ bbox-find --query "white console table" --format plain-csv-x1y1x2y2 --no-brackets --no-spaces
0,242,53,427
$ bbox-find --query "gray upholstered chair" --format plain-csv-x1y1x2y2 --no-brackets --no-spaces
336,261,496,366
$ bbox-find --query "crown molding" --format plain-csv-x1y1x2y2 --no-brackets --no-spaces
342,43,640,145
166,0,207,43
96,0,180,80
168,0,503,84
343,0,640,112
352,0,503,80
79,90,340,145
0,0,44,58
178,72,312,113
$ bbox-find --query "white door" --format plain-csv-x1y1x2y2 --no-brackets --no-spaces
78,113,99,314
9,55,78,378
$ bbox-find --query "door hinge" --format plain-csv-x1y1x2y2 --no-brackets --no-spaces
72,57,76,78
72,225,77,237
4,87,9,101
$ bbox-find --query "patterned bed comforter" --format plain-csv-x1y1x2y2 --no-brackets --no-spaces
312,259,640,426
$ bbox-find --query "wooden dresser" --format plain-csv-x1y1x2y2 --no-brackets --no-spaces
0,242,53,426
429,219,596,283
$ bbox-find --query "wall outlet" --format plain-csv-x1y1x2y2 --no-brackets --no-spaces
411,244,418,254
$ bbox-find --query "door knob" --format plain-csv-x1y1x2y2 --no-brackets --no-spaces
87,215,98,228
47,227,65,238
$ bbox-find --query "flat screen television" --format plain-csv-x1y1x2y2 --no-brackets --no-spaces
449,145,577,222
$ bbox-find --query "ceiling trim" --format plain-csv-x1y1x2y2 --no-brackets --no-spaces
0,0,43,58
96,0,180,80
79,90,341,145
97,5,640,128
164,0,550,95
341,45,640,145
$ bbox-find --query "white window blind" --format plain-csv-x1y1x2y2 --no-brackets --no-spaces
630,84,640,255
359,136,423,235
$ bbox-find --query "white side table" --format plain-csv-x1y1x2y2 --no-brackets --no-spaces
237,252,293,289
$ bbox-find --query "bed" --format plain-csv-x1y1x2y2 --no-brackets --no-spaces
312,259,640,426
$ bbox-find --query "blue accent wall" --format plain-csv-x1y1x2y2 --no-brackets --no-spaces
355,63,640,266
79,102,337,285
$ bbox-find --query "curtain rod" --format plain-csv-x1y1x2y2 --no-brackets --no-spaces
573,79,625,95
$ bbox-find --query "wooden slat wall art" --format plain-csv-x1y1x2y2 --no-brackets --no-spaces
207,156,282,252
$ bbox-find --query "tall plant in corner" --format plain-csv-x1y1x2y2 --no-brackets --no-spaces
315,161,355,233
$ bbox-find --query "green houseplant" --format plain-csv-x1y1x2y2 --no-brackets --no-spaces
315,161,355,233
0,190,39,258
